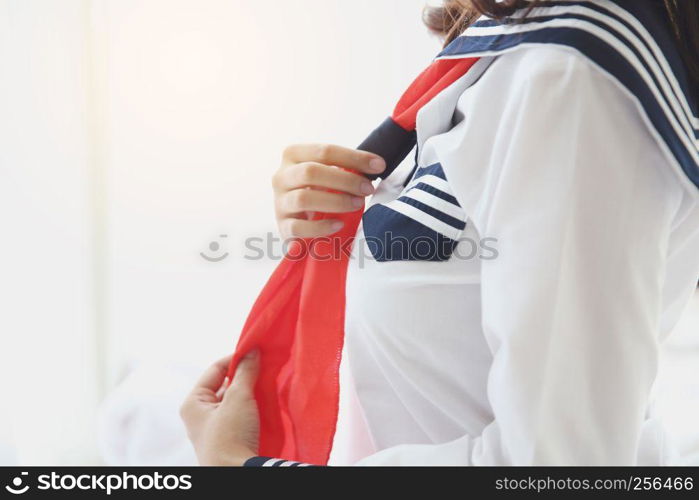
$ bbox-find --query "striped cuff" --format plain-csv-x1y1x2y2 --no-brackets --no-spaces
244,457,313,467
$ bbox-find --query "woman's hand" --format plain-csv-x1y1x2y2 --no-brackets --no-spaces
273,144,386,239
180,352,261,466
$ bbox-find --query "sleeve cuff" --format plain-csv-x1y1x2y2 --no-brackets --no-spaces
243,457,314,467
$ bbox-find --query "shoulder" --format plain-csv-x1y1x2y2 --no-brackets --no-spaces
477,44,698,199
439,1,699,196
490,44,603,83
471,45,630,111
435,45,687,218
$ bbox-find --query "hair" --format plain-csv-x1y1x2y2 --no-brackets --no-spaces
424,0,699,88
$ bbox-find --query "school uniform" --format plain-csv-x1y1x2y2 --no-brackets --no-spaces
240,0,699,467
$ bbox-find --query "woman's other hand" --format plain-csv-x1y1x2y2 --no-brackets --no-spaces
180,352,261,466
273,144,386,239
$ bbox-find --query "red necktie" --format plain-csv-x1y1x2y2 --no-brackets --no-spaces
227,57,480,465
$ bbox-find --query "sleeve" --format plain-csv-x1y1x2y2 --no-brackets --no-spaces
243,457,314,467
355,47,682,466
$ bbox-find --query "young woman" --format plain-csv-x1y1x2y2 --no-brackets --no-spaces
181,0,699,466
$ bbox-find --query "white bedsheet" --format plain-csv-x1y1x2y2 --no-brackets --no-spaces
98,362,198,466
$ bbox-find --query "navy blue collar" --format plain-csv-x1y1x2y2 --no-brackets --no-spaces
437,0,699,192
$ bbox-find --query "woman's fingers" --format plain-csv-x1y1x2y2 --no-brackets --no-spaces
225,351,261,400
282,144,386,176
194,355,232,392
278,189,364,215
181,356,232,423
275,162,376,197
278,218,345,239
273,144,382,239
215,377,230,401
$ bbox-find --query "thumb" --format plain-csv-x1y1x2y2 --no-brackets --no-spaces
226,350,260,396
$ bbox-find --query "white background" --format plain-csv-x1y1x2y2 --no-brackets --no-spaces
0,0,439,465
0,0,696,465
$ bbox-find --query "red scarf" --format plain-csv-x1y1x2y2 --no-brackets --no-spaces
227,57,479,465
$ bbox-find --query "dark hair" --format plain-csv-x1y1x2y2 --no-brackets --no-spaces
424,0,699,88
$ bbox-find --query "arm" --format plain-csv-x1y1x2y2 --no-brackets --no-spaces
357,47,678,466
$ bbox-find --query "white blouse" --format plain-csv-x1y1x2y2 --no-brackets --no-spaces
331,46,699,466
